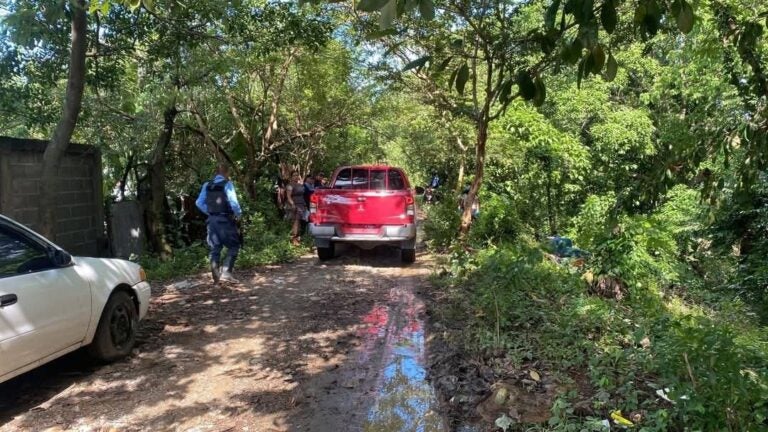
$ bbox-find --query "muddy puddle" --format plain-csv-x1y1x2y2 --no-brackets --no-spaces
358,286,446,432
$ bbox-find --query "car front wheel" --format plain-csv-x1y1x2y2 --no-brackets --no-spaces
88,291,138,362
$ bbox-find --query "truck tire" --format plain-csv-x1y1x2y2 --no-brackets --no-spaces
88,291,138,362
317,243,335,261
401,248,416,264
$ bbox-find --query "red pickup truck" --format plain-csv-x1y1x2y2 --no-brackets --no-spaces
309,165,417,263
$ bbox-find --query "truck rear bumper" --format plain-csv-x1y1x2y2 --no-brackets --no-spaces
310,223,416,248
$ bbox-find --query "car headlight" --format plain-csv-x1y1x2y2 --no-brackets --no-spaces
139,267,147,282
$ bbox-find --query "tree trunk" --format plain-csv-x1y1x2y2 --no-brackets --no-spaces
39,0,87,239
460,119,488,234
146,106,178,260
455,136,466,193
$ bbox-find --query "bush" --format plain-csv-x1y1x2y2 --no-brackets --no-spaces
468,192,523,246
423,199,461,250
435,234,768,430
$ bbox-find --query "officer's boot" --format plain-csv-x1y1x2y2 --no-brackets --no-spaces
211,261,221,283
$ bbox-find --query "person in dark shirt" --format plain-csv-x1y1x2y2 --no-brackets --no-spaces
195,165,242,283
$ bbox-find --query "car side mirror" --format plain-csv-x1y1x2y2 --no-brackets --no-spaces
415,186,425,195
51,249,73,267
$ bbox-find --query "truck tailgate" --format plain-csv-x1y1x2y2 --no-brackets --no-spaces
314,191,410,226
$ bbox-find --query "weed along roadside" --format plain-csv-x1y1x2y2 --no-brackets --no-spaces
420,198,768,432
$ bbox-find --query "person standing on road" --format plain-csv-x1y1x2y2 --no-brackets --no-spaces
285,171,306,246
196,164,242,283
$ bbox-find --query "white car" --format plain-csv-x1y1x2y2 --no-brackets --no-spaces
0,214,151,384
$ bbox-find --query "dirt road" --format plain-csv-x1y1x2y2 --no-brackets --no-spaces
0,246,446,432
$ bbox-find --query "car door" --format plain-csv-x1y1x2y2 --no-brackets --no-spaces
0,222,91,377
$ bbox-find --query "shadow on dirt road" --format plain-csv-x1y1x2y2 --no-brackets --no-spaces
0,244,446,432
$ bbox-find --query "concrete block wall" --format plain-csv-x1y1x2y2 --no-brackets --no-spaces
0,137,104,256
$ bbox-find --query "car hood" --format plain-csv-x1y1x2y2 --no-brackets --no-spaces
73,256,143,286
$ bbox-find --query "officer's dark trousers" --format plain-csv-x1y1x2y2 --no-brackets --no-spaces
207,215,240,270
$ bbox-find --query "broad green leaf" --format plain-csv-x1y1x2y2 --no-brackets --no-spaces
545,0,561,30
517,71,536,100
600,0,617,34
455,63,470,95
142,0,155,12
357,0,389,12
379,0,397,30
419,0,435,20
575,0,594,25
591,44,605,73
533,76,546,107
405,0,419,12
605,52,618,81
128,0,141,11
433,56,453,74
403,55,431,72
562,38,582,65
448,67,459,90
677,0,694,34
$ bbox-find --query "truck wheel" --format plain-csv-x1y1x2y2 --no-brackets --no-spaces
401,248,416,264
317,243,335,261
88,291,138,362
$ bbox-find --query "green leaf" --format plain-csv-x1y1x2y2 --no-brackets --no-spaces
575,0,594,25
405,0,419,12
517,71,536,100
448,67,459,90
128,0,141,11
677,0,694,34
600,0,617,34
433,56,453,73
533,76,546,107
419,0,435,20
403,55,431,72
591,44,605,73
545,0,562,30
379,0,397,30
455,63,470,95
142,0,155,12
643,0,661,36
605,52,617,81
562,38,583,65
357,0,389,12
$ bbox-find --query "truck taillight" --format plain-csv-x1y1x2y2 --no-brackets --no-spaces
406,195,415,217
310,193,318,214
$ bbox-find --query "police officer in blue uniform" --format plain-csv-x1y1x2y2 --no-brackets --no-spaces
195,164,242,283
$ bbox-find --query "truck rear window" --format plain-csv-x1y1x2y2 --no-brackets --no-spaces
332,168,407,190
